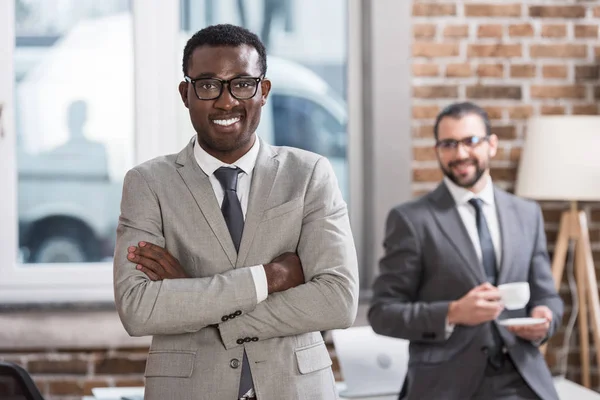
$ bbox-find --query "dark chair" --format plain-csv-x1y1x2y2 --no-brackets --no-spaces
0,361,44,400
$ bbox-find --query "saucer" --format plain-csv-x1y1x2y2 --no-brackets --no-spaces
497,317,546,327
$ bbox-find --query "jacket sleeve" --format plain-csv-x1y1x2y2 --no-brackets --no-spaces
113,168,258,337
368,207,451,343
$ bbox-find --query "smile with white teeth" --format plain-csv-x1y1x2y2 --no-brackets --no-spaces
212,117,241,126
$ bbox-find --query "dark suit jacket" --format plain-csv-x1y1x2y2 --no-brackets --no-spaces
368,183,563,400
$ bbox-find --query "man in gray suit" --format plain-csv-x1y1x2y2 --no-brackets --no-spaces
369,102,563,400
113,24,358,400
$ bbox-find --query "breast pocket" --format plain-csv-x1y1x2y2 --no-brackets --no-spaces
262,197,303,222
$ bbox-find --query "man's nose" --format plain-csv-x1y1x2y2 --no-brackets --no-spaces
214,84,238,110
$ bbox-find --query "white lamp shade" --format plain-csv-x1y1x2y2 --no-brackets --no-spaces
515,116,600,201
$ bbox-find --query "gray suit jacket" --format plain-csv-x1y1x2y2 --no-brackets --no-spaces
113,139,359,400
368,183,563,400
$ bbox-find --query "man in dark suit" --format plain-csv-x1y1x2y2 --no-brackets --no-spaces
368,101,563,400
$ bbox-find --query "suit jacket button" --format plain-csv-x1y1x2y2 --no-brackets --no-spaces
244,337,252,343
235,310,242,316
236,339,245,345
230,358,240,369
252,337,258,342
221,315,229,322
229,313,236,319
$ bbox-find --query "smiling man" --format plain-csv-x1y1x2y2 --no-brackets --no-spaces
368,102,563,400
113,24,358,400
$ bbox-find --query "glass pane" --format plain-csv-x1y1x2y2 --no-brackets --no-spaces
15,0,133,264
178,0,349,199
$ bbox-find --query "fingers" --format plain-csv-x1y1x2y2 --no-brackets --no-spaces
128,243,174,273
478,290,502,302
128,249,166,279
507,323,549,340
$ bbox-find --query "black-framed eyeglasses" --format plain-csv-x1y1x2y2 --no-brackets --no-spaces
435,136,489,151
184,75,263,100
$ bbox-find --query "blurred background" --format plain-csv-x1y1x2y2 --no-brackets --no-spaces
0,0,599,399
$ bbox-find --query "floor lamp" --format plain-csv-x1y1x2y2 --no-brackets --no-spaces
515,115,600,389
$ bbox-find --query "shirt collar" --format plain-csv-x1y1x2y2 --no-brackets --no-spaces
443,174,495,207
193,136,260,177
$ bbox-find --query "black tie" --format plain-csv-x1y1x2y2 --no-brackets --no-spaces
469,198,504,369
213,167,254,398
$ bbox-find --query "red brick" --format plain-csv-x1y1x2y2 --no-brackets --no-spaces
468,44,522,58
444,24,469,38
28,359,88,375
413,24,436,39
413,42,460,57
413,4,456,16
413,125,434,138
413,106,440,119
541,24,567,38
531,85,586,99
482,106,503,120
413,168,443,182
596,46,600,61
509,24,534,37
575,65,599,81
413,85,458,99
529,6,586,18
446,63,472,77
573,105,599,115
477,64,504,78
95,357,146,374
595,6,600,18
490,167,517,182
595,86,600,100
48,380,83,396
413,146,437,161
492,126,517,140
115,379,145,387
575,25,598,39
478,24,503,38
509,147,522,163
541,105,565,115
466,86,522,100
542,65,568,79
510,65,536,78
412,63,439,77
509,106,533,119
465,4,521,17
530,45,587,58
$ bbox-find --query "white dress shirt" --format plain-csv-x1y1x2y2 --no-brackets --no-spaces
443,175,503,336
193,138,268,304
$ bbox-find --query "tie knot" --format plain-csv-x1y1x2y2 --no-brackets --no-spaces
468,197,483,211
214,167,241,192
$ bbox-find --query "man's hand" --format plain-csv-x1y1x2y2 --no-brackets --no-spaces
447,282,504,326
264,252,305,294
507,305,552,342
127,241,189,280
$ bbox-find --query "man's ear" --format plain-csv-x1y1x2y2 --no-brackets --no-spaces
260,78,271,106
179,81,190,108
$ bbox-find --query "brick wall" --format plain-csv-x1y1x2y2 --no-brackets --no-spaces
412,0,600,389
0,347,146,400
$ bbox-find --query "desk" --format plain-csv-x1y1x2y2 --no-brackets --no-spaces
336,377,600,400
81,378,600,400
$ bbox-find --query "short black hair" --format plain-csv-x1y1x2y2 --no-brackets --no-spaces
182,24,267,77
433,101,491,140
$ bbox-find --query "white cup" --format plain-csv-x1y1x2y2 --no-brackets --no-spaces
497,282,530,310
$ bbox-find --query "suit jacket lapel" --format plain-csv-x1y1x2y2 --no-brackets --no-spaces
175,141,237,267
428,183,485,284
495,188,517,284
236,140,279,267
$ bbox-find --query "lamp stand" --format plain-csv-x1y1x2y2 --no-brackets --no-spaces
540,201,600,389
